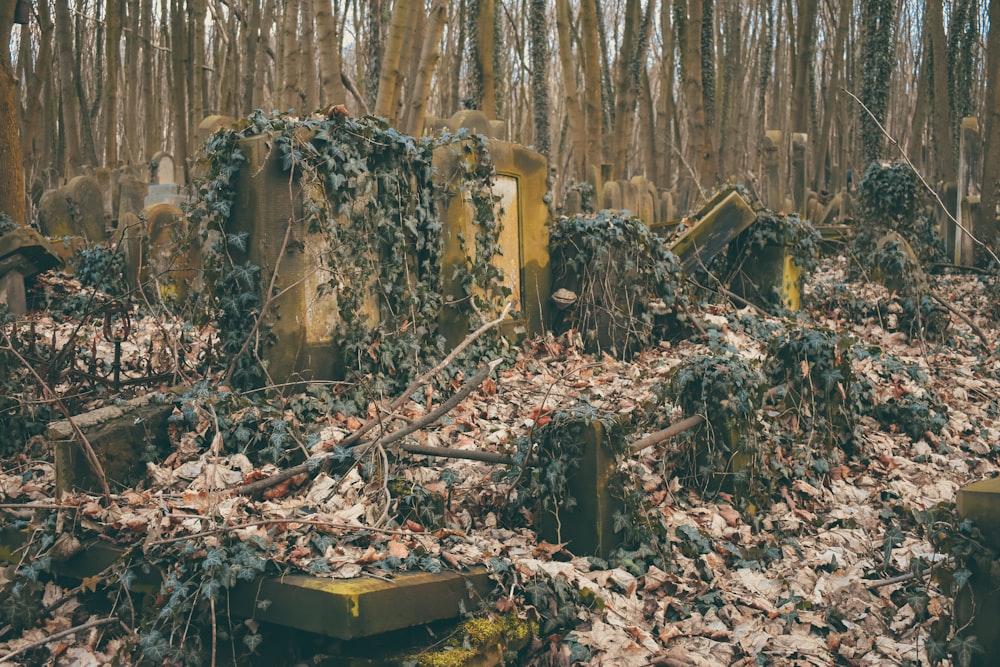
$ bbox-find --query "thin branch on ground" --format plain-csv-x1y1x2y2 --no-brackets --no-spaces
0,616,117,664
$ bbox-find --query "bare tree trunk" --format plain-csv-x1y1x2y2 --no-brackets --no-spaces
55,0,82,175
373,0,412,124
0,0,26,222
122,0,140,163
556,0,585,180
19,0,52,188
104,0,123,166
300,0,317,113
529,0,549,157
171,0,189,182
677,0,718,188
580,0,603,176
610,0,652,180
657,0,675,189
243,0,262,113
141,0,159,158
926,0,955,184
317,0,347,105
76,0,101,168
281,0,302,111
813,0,851,193
477,0,496,117
981,0,1000,252
403,0,447,137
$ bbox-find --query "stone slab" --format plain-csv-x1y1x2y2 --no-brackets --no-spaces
670,189,757,274
50,388,183,493
957,478,1000,551
0,525,490,641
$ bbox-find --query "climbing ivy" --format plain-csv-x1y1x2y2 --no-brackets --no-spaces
187,111,508,396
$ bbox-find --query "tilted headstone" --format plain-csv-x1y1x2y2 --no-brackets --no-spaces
36,188,74,238
197,115,236,145
37,176,107,242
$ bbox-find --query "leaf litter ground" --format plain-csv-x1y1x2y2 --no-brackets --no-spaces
1,257,999,666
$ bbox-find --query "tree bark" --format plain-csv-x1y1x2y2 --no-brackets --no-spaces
477,0,496,117
281,0,302,112
0,0,26,223
243,0,261,114
813,0,851,193
677,0,718,188
528,0,549,157
316,0,347,105
926,0,956,184
373,0,412,124
610,0,652,180
556,0,586,180
141,0,159,158
54,0,82,175
104,0,123,166
657,1,675,189
19,0,53,190
790,0,817,135
981,0,1000,253
170,0,189,183
402,0,447,137
580,0,604,176
122,0,140,163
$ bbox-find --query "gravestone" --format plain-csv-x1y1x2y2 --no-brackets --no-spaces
762,130,782,211
226,133,342,383
119,212,144,291
117,175,148,221
145,152,189,209
436,129,551,346
0,227,62,315
89,166,116,217
141,203,202,306
955,479,1000,667
36,176,107,242
36,188,74,237
197,114,236,144
792,133,808,216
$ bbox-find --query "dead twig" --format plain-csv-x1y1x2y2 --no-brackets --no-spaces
0,334,111,500
233,359,502,497
629,415,706,453
929,292,993,352
0,616,117,664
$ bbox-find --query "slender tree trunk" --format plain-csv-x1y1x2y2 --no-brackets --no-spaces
926,0,956,184
317,0,347,105
243,0,261,113
610,0,653,180
556,0,585,179
281,0,301,111
981,0,1000,251
171,0,189,182
658,0,675,189
580,0,603,176
123,0,140,163
790,0,817,135
677,0,718,188
813,0,851,193
300,0,317,113
0,0,26,223
373,0,412,124
403,0,447,137
477,0,496,117
141,0,159,158
104,0,123,166
75,0,100,167
55,0,82,175
19,0,52,187
528,0,549,157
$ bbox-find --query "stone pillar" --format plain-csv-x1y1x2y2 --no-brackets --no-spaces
791,133,808,217
956,117,979,265
762,130,783,211
956,479,1000,667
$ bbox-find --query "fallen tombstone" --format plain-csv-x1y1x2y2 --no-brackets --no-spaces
0,226,62,315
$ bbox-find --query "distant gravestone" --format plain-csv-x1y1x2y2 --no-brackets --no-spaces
36,189,74,237
120,212,143,291
603,180,622,210
197,115,236,145
65,176,108,241
446,110,493,137
117,175,148,221
142,203,201,305
90,167,116,217
145,152,190,209
151,152,176,185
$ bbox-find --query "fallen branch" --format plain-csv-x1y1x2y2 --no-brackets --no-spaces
629,415,705,453
0,616,118,664
930,292,993,352
0,335,110,500
339,302,512,450
398,442,514,464
233,359,502,497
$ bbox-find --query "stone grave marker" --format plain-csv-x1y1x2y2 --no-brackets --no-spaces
141,203,201,305
435,130,551,346
0,227,62,315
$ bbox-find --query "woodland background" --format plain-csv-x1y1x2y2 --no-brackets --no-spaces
1,0,999,234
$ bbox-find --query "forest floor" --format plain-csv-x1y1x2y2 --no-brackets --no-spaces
1,254,999,666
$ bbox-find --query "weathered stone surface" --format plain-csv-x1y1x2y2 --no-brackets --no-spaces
436,139,551,346
117,174,148,221
197,114,236,144
228,133,342,383
0,227,62,314
538,419,622,558
36,188,74,238
447,109,493,137
669,189,757,274
731,244,802,311
0,524,491,641
142,203,201,305
50,389,182,493
64,175,108,241
955,478,1000,667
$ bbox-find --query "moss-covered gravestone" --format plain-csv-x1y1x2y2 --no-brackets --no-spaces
955,479,1000,667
